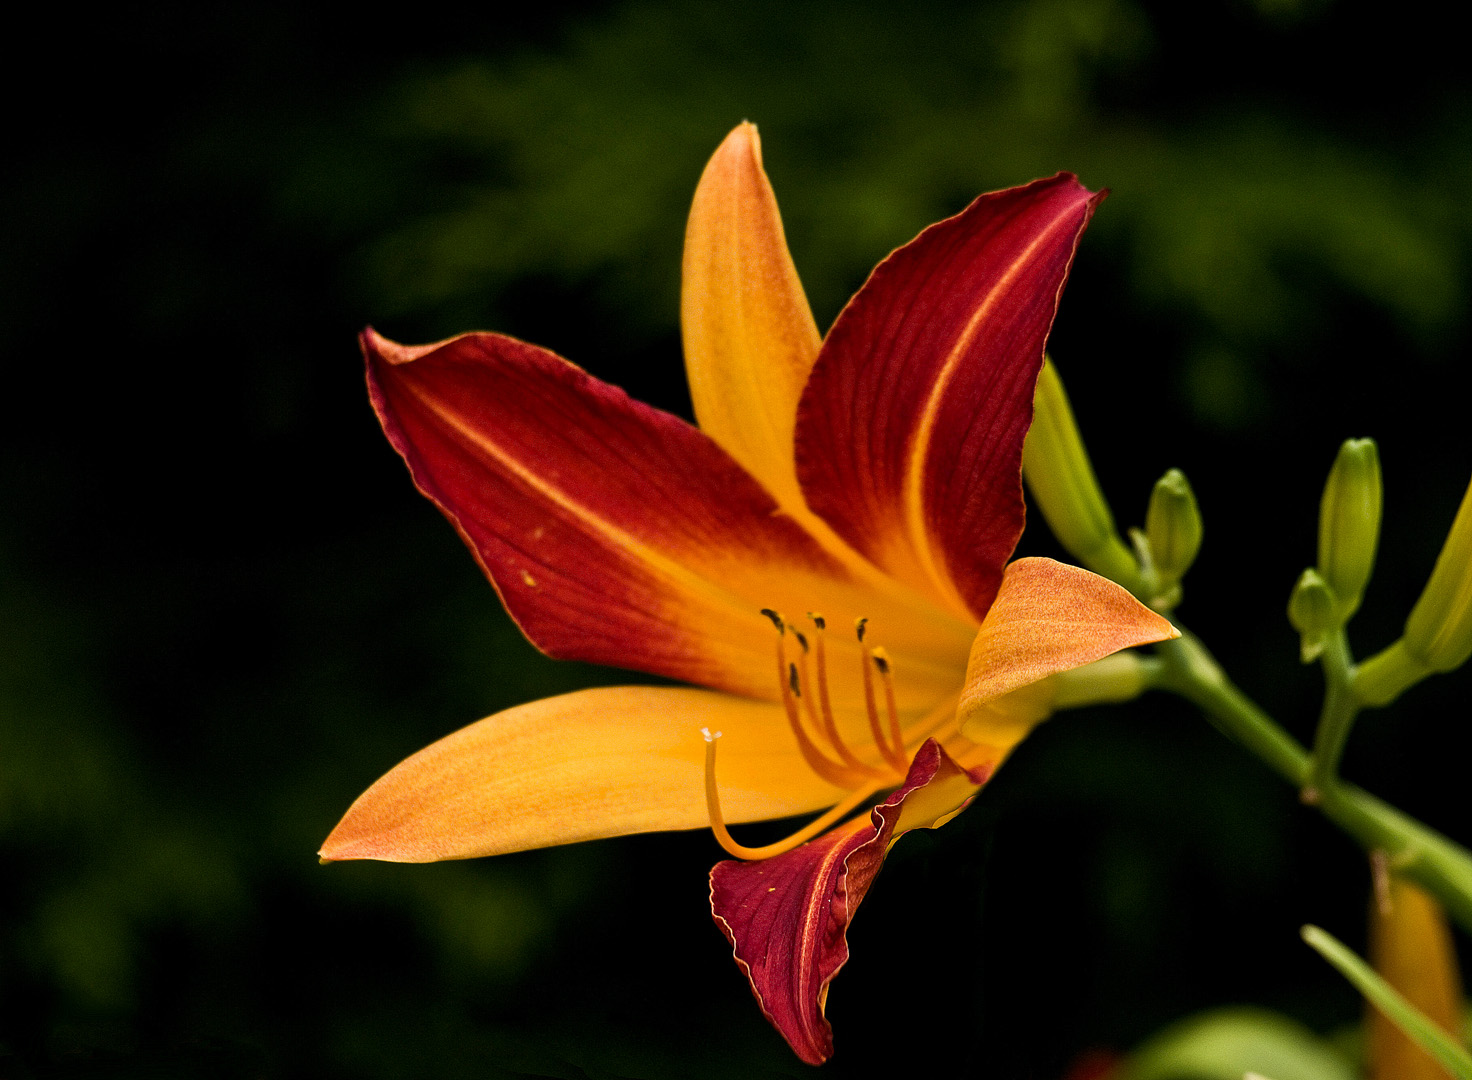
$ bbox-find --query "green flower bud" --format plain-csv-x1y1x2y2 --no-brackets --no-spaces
1403,473,1472,674
1022,358,1141,589
959,651,1155,744
1288,568,1338,663
1047,651,1156,710
1352,641,1426,707
1145,469,1203,593
1317,438,1382,622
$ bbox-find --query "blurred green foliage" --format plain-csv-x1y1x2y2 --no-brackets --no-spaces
2,1,1470,1076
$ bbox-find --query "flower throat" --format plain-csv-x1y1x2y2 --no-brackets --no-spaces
701,610,918,861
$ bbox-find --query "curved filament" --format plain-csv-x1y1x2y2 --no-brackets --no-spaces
800,616,887,778
860,640,910,773
763,612,860,787
702,729,881,860
870,647,908,766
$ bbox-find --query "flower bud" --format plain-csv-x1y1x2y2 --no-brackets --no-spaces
1403,472,1472,674
960,652,1154,745
1317,438,1382,622
1367,874,1464,1080
1022,358,1141,590
1288,568,1338,663
1144,469,1203,594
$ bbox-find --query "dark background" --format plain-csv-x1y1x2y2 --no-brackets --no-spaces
3,2,1470,1076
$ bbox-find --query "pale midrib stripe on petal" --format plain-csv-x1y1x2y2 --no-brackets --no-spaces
410,381,804,634
899,207,1077,617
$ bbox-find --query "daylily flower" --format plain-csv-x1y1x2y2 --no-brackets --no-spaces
320,123,1175,1064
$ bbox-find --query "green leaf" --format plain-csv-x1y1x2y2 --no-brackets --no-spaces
1116,1006,1355,1080
1301,924,1472,1080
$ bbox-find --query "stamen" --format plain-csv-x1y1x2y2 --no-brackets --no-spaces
870,647,907,768
702,728,882,861
804,613,886,778
768,611,857,787
792,638,823,733
858,622,909,773
787,627,832,754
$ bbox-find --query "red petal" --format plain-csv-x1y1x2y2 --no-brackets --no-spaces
709,739,993,1064
364,328,855,698
795,175,1104,621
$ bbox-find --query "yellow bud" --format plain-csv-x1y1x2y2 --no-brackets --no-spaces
1022,358,1141,589
1367,875,1464,1080
1145,469,1203,592
1403,473,1472,673
1318,439,1382,622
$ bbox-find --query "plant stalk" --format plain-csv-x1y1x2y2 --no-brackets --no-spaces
1156,628,1472,934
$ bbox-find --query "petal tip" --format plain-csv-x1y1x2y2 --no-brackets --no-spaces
318,806,414,864
358,324,395,361
361,326,462,366
316,823,365,863
712,120,763,170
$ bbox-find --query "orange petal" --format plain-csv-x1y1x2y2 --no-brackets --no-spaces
682,122,821,516
319,687,844,863
957,557,1177,733
1368,875,1465,1080
797,175,1104,621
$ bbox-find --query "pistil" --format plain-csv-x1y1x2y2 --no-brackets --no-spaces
702,729,882,860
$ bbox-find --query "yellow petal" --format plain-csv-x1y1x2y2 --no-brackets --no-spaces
319,687,843,863
682,122,820,515
889,741,995,835
1368,875,1465,1080
957,557,1177,733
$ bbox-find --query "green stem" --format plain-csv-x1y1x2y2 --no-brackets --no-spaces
1304,628,1359,805
1155,628,1472,934
1316,785,1472,935
1156,630,1307,786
